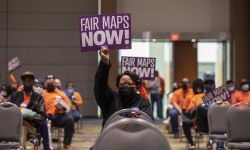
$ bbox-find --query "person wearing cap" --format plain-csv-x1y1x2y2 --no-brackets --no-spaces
232,79,250,104
66,82,83,122
94,46,153,127
33,79,44,95
10,71,47,148
169,78,194,138
42,75,74,149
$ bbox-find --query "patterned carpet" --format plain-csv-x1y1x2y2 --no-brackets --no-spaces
26,118,208,150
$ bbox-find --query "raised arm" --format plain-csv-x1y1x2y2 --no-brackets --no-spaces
94,46,115,111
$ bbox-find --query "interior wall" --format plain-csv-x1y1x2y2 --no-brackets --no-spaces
230,0,250,87
117,0,229,33
0,0,99,117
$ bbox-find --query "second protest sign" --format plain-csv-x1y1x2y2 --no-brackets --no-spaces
121,56,156,80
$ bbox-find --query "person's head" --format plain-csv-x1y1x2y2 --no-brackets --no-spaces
33,79,44,94
204,79,215,93
172,82,179,92
0,84,14,98
66,82,74,95
181,78,190,90
226,80,235,92
21,71,35,94
240,79,249,92
45,75,56,92
192,78,204,94
116,71,141,106
54,78,62,89
154,71,159,77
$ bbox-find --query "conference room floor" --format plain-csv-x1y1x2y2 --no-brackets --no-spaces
27,118,207,150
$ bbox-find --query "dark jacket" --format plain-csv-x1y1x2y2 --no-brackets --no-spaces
94,61,154,127
10,91,46,128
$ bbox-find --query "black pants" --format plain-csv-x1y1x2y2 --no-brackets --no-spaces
183,117,194,146
40,120,50,150
52,114,75,145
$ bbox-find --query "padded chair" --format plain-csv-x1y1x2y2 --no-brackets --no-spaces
103,108,153,129
0,102,23,149
207,102,230,148
93,118,171,150
226,102,250,150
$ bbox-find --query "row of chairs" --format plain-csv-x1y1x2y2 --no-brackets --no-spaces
208,102,250,150
92,108,171,150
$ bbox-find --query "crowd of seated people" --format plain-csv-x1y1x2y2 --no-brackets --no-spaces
0,71,84,150
165,77,250,150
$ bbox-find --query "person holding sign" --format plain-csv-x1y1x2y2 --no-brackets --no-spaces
94,46,154,127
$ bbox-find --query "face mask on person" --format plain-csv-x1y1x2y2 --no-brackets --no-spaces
182,83,188,90
0,91,7,97
33,86,42,94
67,89,74,95
23,85,33,94
228,86,235,92
118,86,137,106
47,84,55,92
241,84,249,92
195,87,203,93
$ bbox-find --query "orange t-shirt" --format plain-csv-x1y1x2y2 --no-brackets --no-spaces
171,88,194,109
73,91,83,108
138,86,149,100
232,91,250,104
20,94,31,110
42,88,72,115
159,76,165,95
186,93,205,111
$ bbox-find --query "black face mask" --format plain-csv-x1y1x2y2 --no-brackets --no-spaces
118,86,137,106
182,83,188,90
23,85,33,94
47,84,55,92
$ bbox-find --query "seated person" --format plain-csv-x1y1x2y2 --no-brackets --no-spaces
0,84,15,102
94,46,154,128
169,78,194,138
66,82,83,122
10,71,46,147
42,75,74,149
183,78,205,150
232,79,250,104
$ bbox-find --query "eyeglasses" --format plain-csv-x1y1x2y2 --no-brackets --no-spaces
119,82,135,87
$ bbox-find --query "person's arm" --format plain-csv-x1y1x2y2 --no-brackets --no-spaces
32,94,47,125
94,46,115,112
9,72,17,84
171,92,182,114
74,92,83,108
140,100,154,121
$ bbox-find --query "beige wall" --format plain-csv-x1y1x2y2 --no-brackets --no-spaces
117,0,229,33
0,0,99,117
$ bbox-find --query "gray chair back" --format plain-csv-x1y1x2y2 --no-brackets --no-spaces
0,102,22,142
103,108,153,129
208,102,230,134
227,102,250,142
94,118,171,150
